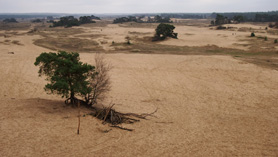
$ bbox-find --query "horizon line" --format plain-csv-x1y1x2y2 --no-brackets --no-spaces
0,10,277,15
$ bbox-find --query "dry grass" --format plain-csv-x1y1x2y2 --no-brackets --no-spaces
8,20,276,70
0,22,31,30
34,37,103,52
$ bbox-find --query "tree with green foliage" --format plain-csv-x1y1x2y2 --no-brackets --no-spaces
113,16,137,23
233,15,244,23
213,14,231,25
32,19,42,23
153,23,178,41
79,16,96,24
34,51,96,104
52,16,80,28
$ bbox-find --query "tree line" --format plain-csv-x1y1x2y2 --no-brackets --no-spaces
50,15,100,28
211,11,278,22
113,15,172,24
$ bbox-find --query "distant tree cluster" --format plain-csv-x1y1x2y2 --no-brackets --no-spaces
254,14,278,22
211,11,278,22
211,14,231,25
113,16,138,23
51,15,99,28
232,15,244,23
113,15,172,24
90,15,101,20
51,16,80,27
161,13,207,19
148,15,172,23
3,18,18,23
32,19,42,23
211,14,246,26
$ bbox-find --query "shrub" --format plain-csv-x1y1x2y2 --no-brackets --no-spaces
127,40,131,45
153,23,178,41
251,32,255,37
275,39,278,43
216,25,226,30
264,37,268,41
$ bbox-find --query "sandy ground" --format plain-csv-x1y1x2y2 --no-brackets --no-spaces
71,23,277,51
0,31,278,156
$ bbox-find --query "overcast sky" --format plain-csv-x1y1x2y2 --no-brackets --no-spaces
0,0,277,13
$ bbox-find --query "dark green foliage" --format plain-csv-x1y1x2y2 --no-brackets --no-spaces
32,19,42,23
3,18,18,23
216,25,226,30
274,39,278,43
90,15,101,20
264,37,268,41
233,15,244,23
113,16,137,24
79,16,96,24
153,23,178,41
251,32,255,37
255,13,278,22
113,15,172,24
153,15,172,23
127,40,131,45
52,16,80,28
211,11,278,22
34,51,96,101
215,14,230,25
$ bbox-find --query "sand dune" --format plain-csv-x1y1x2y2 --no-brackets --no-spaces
0,23,278,156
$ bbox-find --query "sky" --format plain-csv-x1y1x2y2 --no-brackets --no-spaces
0,0,277,13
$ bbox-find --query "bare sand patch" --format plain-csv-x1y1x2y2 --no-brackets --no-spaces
1,44,277,156
0,21,278,156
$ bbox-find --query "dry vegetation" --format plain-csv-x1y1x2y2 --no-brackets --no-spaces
0,19,277,156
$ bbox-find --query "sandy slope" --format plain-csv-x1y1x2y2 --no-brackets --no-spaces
0,32,278,156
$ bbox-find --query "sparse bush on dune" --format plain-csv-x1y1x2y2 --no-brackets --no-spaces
251,32,256,37
275,39,278,43
153,23,178,41
216,25,226,30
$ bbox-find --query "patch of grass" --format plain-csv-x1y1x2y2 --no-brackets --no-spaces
34,37,103,52
0,22,31,30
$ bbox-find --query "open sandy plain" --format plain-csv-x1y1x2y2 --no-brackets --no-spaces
0,20,278,156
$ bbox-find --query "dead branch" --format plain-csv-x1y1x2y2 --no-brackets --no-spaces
87,53,112,106
87,105,158,131
110,125,133,131
77,101,81,135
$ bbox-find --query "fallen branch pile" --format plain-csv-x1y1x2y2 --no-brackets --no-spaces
88,104,157,131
